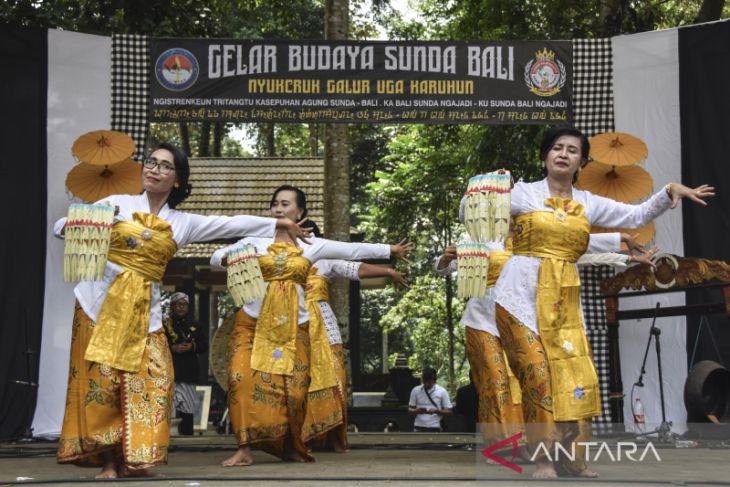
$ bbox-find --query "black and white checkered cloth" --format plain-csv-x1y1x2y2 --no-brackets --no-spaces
573,38,614,137
580,265,615,433
111,34,150,161
573,37,616,433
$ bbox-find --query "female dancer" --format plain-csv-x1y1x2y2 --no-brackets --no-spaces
493,126,713,478
436,229,650,455
303,258,408,452
54,143,308,478
212,185,412,466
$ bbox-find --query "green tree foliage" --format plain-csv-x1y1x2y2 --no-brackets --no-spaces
408,0,728,41
358,286,401,374
0,0,331,157
355,122,544,389
148,123,251,157
379,275,467,391
0,0,235,36
350,124,394,222
358,124,543,255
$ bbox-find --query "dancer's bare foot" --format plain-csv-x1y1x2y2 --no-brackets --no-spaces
95,452,118,479
577,467,599,478
119,466,164,478
221,446,254,467
532,459,558,479
283,448,309,462
95,467,117,479
330,432,349,453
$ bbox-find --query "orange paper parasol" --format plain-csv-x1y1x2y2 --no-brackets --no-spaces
576,161,653,203
592,222,656,252
71,130,136,166
589,132,648,167
66,159,142,203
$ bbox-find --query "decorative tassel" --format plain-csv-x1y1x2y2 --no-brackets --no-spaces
227,244,266,306
63,203,115,282
463,169,511,243
456,242,490,299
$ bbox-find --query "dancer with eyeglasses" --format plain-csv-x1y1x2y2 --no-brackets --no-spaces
54,143,309,479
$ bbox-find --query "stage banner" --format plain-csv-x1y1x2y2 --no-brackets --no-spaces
149,40,572,124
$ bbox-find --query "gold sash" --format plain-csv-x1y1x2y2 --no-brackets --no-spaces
487,250,512,288
512,197,601,421
484,240,521,403
84,212,177,372
250,243,325,384
304,268,339,392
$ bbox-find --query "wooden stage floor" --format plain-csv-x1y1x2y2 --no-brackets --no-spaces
1,432,729,486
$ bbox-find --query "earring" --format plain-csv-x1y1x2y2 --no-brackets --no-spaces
174,182,180,188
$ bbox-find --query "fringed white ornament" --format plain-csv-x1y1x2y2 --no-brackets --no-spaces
63,203,115,282
456,242,490,300
462,169,511,243
227,244,266,306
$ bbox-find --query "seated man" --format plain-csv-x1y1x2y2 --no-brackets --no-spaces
408,367,453,432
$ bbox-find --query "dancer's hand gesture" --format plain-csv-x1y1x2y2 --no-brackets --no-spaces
666,183,715,209
390,239,414,262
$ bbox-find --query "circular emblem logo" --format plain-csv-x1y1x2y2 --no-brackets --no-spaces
524,48,566,97
155,48,199,91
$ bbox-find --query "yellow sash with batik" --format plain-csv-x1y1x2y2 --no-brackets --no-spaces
512,197,601,421
485,241,522,404
84,212,177,373
250,243,326,386
304,268,339,392
486,242,512,288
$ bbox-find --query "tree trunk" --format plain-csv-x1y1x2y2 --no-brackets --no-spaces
179,123,191,156
324,0,351,385
213,122,223,157
445,274,455,393
263,123,276,156
199,121,211,157
309,123,319,156
696,0,726,23
599,0,626,36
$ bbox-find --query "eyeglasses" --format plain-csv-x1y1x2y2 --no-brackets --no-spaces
143,157,176,175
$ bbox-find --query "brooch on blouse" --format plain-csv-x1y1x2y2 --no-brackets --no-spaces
553,208,567,222
274,251,288,276
139,229,153,247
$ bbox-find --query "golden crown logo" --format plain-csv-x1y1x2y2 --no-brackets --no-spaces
535,48,555,62
524,48,566,97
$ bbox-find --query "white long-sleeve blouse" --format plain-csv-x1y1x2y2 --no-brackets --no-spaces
435,232,624,337
54,193,277,333
211,237,389,324
493,178,672,335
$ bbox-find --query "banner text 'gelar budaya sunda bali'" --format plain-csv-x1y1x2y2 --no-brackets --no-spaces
149,40,573,125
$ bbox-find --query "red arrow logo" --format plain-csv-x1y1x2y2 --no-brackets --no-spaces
480,432,523,473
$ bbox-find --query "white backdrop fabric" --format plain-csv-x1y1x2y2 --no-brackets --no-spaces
612,28,687,433
31,29,112,437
